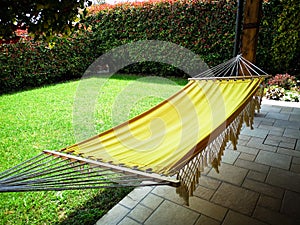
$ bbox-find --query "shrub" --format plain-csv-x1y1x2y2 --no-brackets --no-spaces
265,74,300,102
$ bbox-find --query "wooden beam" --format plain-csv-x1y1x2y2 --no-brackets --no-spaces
241,0,263,63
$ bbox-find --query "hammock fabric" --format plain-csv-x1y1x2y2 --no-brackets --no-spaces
0,55,268,204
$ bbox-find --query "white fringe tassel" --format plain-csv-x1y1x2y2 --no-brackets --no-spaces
176,93,262,205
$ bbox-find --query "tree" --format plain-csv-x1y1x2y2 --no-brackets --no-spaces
0,0,92,41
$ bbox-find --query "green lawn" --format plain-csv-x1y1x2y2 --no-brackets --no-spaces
0,74,187,225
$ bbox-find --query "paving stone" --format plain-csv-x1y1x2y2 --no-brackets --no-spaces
266,167,300,193
235,158,270,173
283,128,300,139
127,204,153,223
290,163,300,173
118,217,141,225
255,150,292,170
194,215,220,225
238,134,252,141
257,195,281,211
296,141,300,151
239,152,256,161
277,147,300,157
222,210,268,225
119,186,153,209
260,105,281,113
292,157,300,164
281,190,300,219
242,178,284,199
274,119,300,130
140,193,163,210
221,149,240,164
289,114,300,122
234,144,260,155
208,163,248,186
258,124,284,136
263,134,297,149
247,170,267,182
266,112,290,120
144,200,199,225
281,107,293,113
152,185,186,205
241,127,269,138
193,185,215,200
188,196,227,221
198,176,221,190
96,203,130,225
211,183,259,215
247,137,277,152
253,206,300,225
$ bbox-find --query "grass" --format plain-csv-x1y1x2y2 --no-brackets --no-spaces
0,74,187,225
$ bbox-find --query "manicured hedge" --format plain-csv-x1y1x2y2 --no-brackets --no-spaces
1,0,299,94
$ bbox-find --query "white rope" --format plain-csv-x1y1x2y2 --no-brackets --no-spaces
192,54,268,79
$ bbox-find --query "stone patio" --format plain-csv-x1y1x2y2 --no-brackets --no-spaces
96,99,300,225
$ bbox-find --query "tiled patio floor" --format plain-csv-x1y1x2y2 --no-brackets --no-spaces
96,99,300,225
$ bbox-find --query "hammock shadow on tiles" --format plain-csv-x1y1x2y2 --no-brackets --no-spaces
0,55,270,205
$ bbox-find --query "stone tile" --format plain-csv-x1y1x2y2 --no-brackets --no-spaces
255,150,292,170
242,178,284,199
281,107,293,113
96,203,130,225
188,196,227,221
118,217,141,225
260,105,281,113
296,141,300,151
274,119,300,130
283,128,300,139
152,185,186,205
119,186,153,209
198,176,221,190
247,137,277,152
241,127,269,138
140,193,163,210
266,112,290,120
257,195,281,211
293,157,300,164
235,159,270,173
266,167,300,193
290,163,300,173
208,163,248,186
128,204,153,223
239,152,256,161
195,215,220,225
264,133,297,149
222,210,268,225
281,190,300,219
258,124,285,136
239,134,252,141
277,147,300,157
221,149,240,164
211,183,259,215
234,144,260,155
247,170,267,182
289,114,300,122
193,185,215,200
144,200,199,225
253,206,300,225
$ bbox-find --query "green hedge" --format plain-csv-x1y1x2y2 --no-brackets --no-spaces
1,0,299,94
85,0,236,75
0,32,98,94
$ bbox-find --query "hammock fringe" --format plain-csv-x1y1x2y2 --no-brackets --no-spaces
176,92,262,205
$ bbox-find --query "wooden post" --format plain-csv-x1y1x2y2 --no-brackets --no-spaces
240,0,263,63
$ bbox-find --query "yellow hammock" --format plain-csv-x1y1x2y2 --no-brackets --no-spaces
0,55,269,204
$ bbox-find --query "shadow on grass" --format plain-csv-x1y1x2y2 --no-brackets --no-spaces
54,187,133,225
